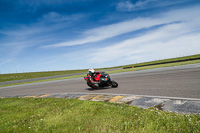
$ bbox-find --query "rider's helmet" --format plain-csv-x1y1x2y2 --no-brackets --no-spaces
88,68,95,74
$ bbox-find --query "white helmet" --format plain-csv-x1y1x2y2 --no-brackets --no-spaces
88,68,95,74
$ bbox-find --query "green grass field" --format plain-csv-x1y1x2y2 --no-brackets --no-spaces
1,98,200,133
0,69,88,82
108,59,200,74
0,54,200,84
1,60,200,88
123,54,200,68
1,55,200,132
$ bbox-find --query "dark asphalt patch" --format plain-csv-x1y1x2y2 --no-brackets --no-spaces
163,100,200,114
129,97,169,109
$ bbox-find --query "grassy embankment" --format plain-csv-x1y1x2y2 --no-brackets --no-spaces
1,98,200,133
0,54,200,87
123,54,200,68
0,69,88,82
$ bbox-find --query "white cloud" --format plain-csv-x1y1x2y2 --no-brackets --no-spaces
88,12,200,64
18,0,80,7
116,1,134,11
116,0,157,11
1,2,199,73
44,17,173,48
0,12,85,60
134,0,157,7
0,59,11,66
40,12,84,23
116,0,190,12
45,5,200,48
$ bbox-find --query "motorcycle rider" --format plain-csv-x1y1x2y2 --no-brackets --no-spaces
87,68,101,88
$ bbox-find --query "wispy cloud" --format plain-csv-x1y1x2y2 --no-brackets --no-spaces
40,12,85,23
88,6,200,64
89,27,200,64
0,12,85,58
116,1,135,11
18,0,92,6
0,59,11,66
116,0,190,11
44,5,199,48
44,18,172,48
0,0,199,73
116,0,157,11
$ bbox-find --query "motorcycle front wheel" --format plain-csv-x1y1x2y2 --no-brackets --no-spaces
111,80,118,88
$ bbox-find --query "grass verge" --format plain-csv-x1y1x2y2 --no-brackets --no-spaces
123,54,200,68
0,98,200,133
0,74,86,87
1,54,199,83
0,69,88,83
108,59,200,74
0,59,199,87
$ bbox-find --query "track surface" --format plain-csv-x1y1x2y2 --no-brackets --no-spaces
1,64,200,98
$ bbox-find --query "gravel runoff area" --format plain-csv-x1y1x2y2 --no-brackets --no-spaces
2,93,200,114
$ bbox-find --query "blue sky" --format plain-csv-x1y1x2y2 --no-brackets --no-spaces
0,0,200,74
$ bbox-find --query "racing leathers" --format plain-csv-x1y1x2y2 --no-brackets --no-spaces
87,71,101,88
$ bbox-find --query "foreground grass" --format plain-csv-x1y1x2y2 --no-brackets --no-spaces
0,98,200,133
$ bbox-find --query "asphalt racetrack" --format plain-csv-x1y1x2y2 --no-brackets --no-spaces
0,64,200,99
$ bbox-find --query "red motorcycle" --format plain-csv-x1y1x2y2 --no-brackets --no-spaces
84,72,118,89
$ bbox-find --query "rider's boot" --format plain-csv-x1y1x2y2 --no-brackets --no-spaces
93,83,99,88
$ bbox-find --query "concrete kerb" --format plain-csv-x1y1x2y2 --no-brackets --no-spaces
2,93,200,114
